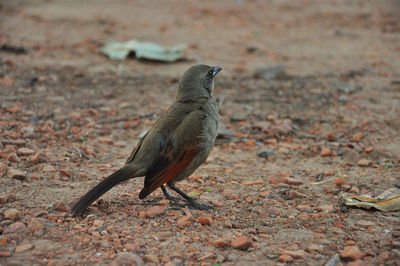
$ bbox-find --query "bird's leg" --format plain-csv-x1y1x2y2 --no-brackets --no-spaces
168,184,214,210
161,185,181,203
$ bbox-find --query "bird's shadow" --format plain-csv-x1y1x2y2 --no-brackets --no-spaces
111,196,186,209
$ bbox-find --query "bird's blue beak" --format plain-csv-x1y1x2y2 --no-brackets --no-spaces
212,66,222,77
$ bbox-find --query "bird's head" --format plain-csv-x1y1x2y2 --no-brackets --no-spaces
177,64,222,102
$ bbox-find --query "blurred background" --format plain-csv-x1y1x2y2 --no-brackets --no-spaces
1,0,399,77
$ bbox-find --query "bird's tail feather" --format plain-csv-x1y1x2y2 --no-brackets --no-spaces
71,166,135,215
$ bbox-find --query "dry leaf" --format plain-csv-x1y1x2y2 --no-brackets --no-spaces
340,191,400,212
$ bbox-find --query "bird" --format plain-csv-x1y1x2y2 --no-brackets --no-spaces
71,64,222,215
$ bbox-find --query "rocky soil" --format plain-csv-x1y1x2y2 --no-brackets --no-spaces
1,0,400,265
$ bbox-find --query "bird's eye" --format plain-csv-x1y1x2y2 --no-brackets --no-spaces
208,70,213,76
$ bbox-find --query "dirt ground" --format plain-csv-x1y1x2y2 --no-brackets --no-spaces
1,0,400,265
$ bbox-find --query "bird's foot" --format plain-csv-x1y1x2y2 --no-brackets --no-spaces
166,195,181,203
161,185,181,203
187,199,214,210
166,184,214,210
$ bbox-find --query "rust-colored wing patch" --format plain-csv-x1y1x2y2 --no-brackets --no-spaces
139,147,199,199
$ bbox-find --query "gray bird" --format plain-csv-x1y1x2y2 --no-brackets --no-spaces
71,64,222,215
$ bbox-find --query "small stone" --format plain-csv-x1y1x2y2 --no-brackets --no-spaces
273,119,293,135
335,83,362,94
3,221,26,233
392,241,400,248
143,254,159,263
0,195,8,204
259,191,271,198
257,149,274,159
341,183,351,190
231,236,253,251
92,231,101,238
317,205,335,213
93,219,104,227
241,180,264,186
258,234,270,239
320,147,331,156
4,208,22,221
0,220,13,227
177,216,192,227
349,186,360,194
198,215,212,226
54,201,68,212
307,244,324,252
327,134,336,141
265,138,278,144
379,251,389,261
357,159,371,167
393,249,400,257
16,147,35,156
222,189,233,196
33,211,48,217
110,252,144,266
43,164,56,172
285,177,304,185
28,220,44,232
30,151,46,164
343,148,360,164
364,146,374,153
8,168,26,180
215,254,225,263
278,254,293,263
341,246,363,261
392,230,400,238
29,115,42,123
198,253,215,261
266,114,278,121
59,169,71,177
288,190,307,198
0,150,13,159
145,206,165,219
356,220,375,228
0,251,12,257
325,254,341,266
281,249,306,259
214,238,230,248
124,243,138,252
226,253,238,262
98,137,113,145
0,236,7,245
7,152,21,163
1,139,25,146
277,147,290,154
347,259,363,266
21,126,34,137
352,132,363,141
159,199,169,205
0,163,7,172
15,243,34,253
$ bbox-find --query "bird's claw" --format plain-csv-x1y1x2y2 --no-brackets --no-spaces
166,195,181,203
187,200,214,210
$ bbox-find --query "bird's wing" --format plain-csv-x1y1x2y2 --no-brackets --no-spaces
125,131,149,165
138,110,205,199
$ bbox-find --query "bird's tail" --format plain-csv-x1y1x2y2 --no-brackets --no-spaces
71,166,135,215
